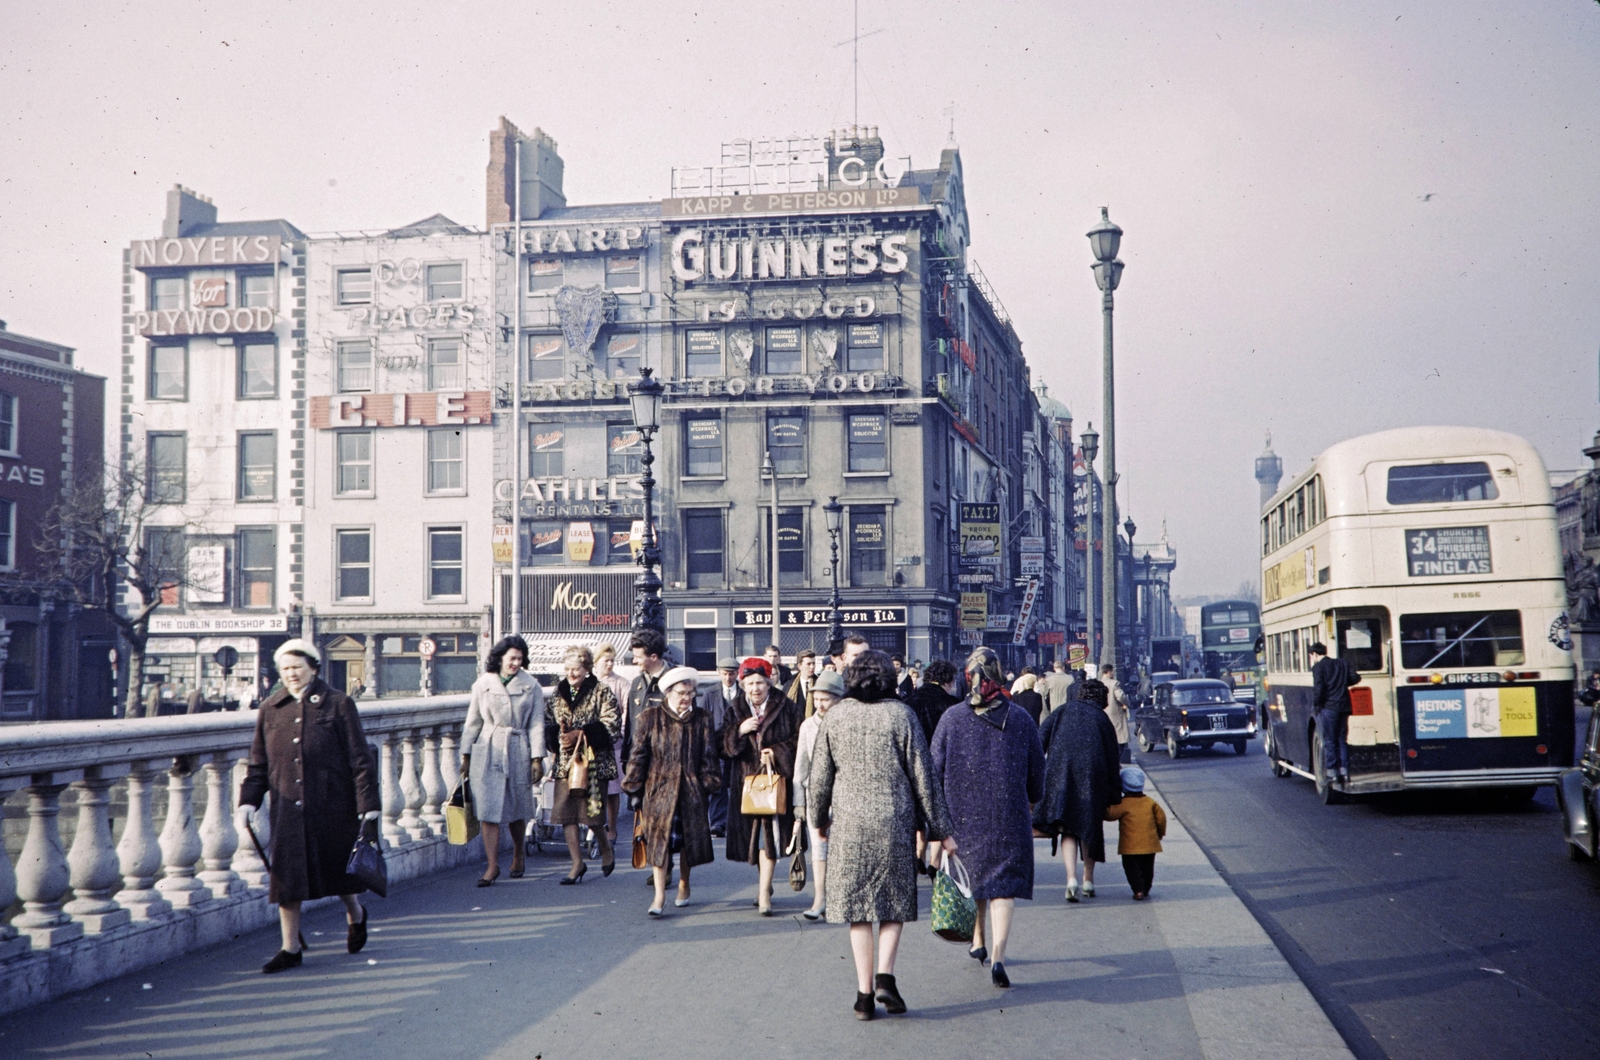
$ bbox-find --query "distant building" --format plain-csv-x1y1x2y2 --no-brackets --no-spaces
1255,431,1283,509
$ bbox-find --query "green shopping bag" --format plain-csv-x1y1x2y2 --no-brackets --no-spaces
930,853,976,942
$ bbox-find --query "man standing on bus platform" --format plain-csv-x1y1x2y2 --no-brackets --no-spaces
1309,642,1358,784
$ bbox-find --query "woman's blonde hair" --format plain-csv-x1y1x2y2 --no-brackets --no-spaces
563,644,594,672
1018,673,1037,691
592,643,616,662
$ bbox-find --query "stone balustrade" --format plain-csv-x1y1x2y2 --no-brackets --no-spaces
0,694,474,1017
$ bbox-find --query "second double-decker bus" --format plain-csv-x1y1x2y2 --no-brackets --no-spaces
1199,599,1262,703
1259,426,1574,804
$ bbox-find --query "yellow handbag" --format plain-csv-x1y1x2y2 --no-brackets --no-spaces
445,780,479,845
741,759,786,816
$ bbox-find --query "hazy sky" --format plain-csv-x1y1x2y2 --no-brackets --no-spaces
4,1,1598,598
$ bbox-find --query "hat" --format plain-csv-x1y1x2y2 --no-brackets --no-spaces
814,670,845,697
717,657,740,671
738,657,773,681
659,666,698,694
273,638,321,667
1120,766,1146,793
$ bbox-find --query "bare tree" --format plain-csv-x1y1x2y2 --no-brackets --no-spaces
35,458,209,718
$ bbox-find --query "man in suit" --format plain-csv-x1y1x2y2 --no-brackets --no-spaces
785,649,818,717
763,644,792,688
1309,642,1359,784
706,656,740,837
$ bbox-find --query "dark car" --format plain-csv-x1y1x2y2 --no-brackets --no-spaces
1134,678,1257,758
1556,707,1600,861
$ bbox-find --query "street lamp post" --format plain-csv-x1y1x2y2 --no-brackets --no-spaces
762,451,781,655
824,496,844,656
1080,424,1098,672
628,367,665,636
1087,207,1125,677
1124,515,1138,667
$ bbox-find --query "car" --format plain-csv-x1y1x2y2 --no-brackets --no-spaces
1134,678,1257,758
1151,671,1179,688
1556,707,1600,861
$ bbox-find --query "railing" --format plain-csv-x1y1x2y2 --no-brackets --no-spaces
0,695,472,1015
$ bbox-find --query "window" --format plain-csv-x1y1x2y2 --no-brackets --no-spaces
237,432,276,501
2,622,36,691
847,413,887,472
685,329,721,377
607,423,643,476
428,527,464,598
605,255,641,290
147,433,186,503
0,499,13,570
237,528,275,609
766,508,805,587
238,342,276,398
144,526,185,606
431,634,479,694
336,431,373,495
606,519,637,566
605,333,641,380
765,327,802,374
1335,616,1385,672
767,413,805,474
148,345,187,400
529,426,564,477
1399,610,1524,670
150,276,183,311
683,509,724,588
336,529,372,600
525,521,565,566
337,268,372,306
850,507,888,586
426,263,464,301
528,336,564,380
1387,462,1499,505
337,340,373,392
239,272,274,308
379,636,421,694
1173,685,1232,706
427,429,464,492
528,259,563,292
685,629,717,672
427,338,464,390
0,392,15,454
685,416,723,477
846,323,884,372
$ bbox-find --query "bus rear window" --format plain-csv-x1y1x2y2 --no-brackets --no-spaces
1398,610,1523,670
1386,462,1499,505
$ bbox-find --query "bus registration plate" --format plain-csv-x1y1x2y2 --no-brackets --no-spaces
1444,672,1501,685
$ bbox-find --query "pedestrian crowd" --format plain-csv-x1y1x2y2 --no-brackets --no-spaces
236,634,1168,1020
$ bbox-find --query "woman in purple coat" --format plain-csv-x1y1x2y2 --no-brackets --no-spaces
929,647,1045,989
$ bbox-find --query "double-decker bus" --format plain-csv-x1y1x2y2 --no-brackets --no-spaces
1259,427,1574,804
1199,599,1262,703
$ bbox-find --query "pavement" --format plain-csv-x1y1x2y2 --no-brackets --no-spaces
0,772,1355,1060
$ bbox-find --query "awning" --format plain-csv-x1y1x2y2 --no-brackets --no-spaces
518,632,633,674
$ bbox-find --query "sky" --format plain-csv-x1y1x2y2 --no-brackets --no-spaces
4,0,1598,599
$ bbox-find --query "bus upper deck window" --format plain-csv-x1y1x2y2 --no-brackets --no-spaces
1386,462,1499,505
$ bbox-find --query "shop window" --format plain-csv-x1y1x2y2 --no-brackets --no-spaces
237,342,276,399
605,255,641,290
605,333,641,380
337,340,373,393
428,338,464,390
846,323,883,372
428,527,464,598
336,528,372,600
237,432,276,501
336,431,373,495
147,433,187,503
426,263,464,302
528,259,563,292
336,268,372,306
684,629,717,671
239,271,274,308
606,519,637,566
2,622,37,691
766,508,805,587
527,336,564,380
379,636,420,695
765,327,803,374
0,499,13,570
427,429,464,493
683,509,724,588
148,345,187,400
0,392,15,455
150,276,183,311
685,416,723,477
767,413,805,474
607,423,643,476
850,507,887,586
529,426,564,478
685,329,721,377
847,413,887,472
237,527,275,609
430,633,479,693
525,521,565,566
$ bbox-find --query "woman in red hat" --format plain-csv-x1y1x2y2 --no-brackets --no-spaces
721,657,800,915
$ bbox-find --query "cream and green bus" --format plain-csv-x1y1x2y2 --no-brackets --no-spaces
1259,426,1574,804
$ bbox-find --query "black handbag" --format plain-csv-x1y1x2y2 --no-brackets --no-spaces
346,819,388,897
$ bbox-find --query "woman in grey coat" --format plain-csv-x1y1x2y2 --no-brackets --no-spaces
809,650,956,1021
462,636,546,885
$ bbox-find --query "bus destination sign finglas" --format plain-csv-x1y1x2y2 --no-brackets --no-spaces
1405,526,1492,577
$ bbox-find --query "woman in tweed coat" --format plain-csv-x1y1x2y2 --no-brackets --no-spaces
808,650,956,1021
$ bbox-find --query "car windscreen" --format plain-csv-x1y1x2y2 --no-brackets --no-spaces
1173,686,1232,706
1386,462,1499,505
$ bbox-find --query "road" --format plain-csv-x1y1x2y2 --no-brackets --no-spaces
1138,706,1600,1060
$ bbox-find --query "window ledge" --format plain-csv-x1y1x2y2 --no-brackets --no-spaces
681,476,727,484
424,491,469,499
334,492,376,500
333,598,375,606
843,471,891,478
426,597,467,604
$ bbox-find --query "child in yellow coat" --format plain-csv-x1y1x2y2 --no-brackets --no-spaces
1105,766,1166,900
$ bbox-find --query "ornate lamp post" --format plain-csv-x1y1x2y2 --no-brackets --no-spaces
1124,515,1139,671
1080,424,1098,670
824,495,845,656
1087,207,1125,676
628,367,665,636
762,451,781,653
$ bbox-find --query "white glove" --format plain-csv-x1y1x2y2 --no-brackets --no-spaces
234,805,254,834
361,810,380,821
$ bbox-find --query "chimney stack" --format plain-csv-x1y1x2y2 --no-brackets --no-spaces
163,184,217,238
487,117,566,226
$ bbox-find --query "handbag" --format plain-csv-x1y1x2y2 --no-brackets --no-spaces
567,733,590,793
789,827,808,891
445,779,479,846
631,814,648,870
741,759,786,816
930,853,976,942
345,819,388,898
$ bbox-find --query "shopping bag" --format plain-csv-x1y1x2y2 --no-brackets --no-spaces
930,853,976,942
445,780,479,845
789,827,808,891
741,761,786,816
345,820,388,897
568,734,590,793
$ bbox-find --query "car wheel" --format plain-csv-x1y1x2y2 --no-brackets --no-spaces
1313,732,1344,805
1167,731,1182,759
1233,738,1249,755
1137,727,1153,754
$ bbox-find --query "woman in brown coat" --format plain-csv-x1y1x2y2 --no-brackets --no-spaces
549,644,622,882
621,666,721,916
722,657,800,916
236,640,380,974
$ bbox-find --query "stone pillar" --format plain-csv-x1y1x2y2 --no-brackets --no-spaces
230,758,271,892
0,779,32,960
421,728,447,834
155,757,211,909
379,735,407,850
114,760,173,919
362,635,379,700
64,767,133,933
14,780,86,947
440,723,463,797
399,733,429,840
197,752,245,899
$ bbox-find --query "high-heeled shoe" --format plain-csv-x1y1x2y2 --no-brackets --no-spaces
991,962,1010,988
509,863,525,879
560,864,587,885
968,945,988,964
477,869,500,888
601,856,616,878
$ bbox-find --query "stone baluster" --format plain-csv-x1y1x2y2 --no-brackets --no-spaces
440,723,463,797
155,757,211,909
361,636,379,700
13,777,85,947
197,752,244,899
398,732,429,840
379,734,407,850
114,760,173,920
420,728,447,834
0,779,32,960
64,766,132,934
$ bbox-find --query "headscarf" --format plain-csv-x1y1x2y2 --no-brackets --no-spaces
964,646,1010,708
738,657,773,682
